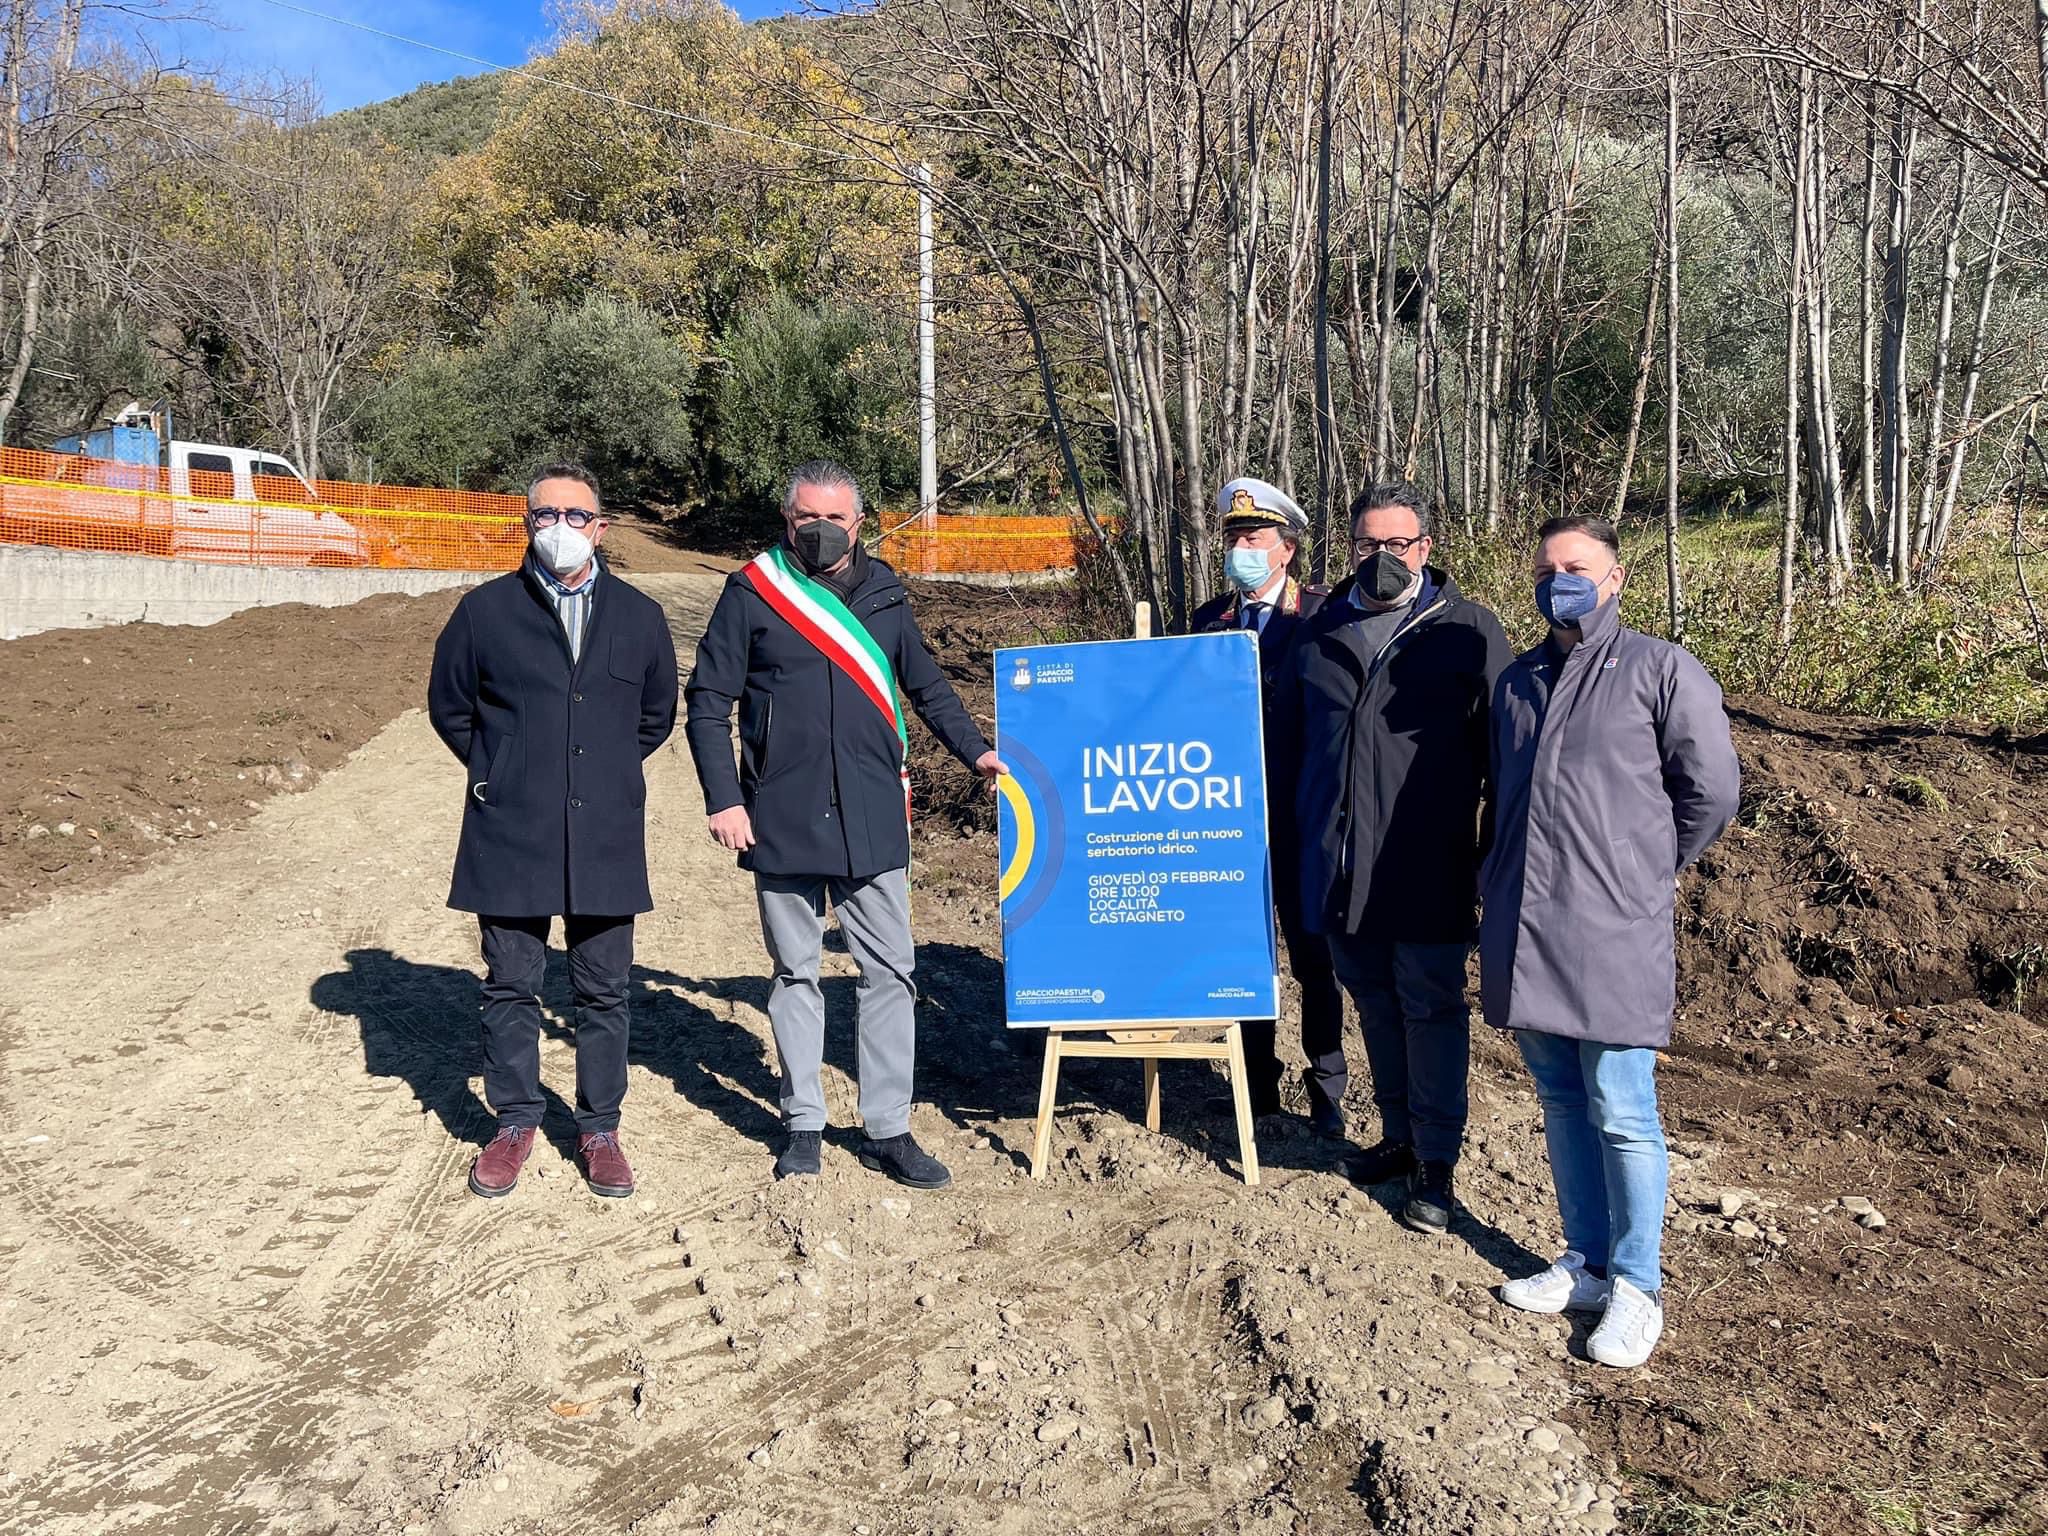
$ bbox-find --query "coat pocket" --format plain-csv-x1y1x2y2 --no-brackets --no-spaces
608,633,645,686
1610,836,1659,918
739,694,776,789
474,733,514,806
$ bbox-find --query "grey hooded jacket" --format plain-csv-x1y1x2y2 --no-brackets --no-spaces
1477,597,1741,1049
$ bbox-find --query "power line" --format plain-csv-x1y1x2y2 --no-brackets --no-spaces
249,0,865,164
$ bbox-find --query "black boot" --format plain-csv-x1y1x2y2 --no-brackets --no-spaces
1346,1138,1417,1187
1402,1160,1456,1235
858,1132,952,1191
775,1129,822,1180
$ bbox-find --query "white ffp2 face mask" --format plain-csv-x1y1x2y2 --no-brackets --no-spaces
533,522,594,576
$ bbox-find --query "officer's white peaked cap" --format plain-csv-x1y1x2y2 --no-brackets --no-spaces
1215,476,1308,536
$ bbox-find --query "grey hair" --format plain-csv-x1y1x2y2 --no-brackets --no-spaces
526,460,602,509
782,459,865,519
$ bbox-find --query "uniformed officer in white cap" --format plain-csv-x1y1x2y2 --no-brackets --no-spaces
1191,476,1345,1134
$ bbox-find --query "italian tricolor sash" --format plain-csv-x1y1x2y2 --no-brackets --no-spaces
737,546,911,822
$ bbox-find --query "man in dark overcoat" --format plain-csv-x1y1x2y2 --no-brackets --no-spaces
1274,478,1511,1237
428,461,679,1200
684,459,1003,1190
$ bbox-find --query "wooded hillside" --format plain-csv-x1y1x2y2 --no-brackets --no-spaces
3,0,2045,718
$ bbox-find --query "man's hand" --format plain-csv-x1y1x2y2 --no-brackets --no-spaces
707,805,756,851
974,750,1009,793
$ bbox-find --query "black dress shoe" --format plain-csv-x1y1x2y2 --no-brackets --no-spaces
858,1132,952,1190
1346,1138,1417,1186
1402,1160,1456,1235
775,1129,822,1180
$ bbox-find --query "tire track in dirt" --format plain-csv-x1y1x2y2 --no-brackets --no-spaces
0,1139,305,1364
553,1206,1223,1530
7,1195,752,1529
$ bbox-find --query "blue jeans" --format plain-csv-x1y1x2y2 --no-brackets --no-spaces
1514,1031,1667,1296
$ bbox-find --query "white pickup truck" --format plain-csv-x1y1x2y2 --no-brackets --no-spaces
20,410,380,567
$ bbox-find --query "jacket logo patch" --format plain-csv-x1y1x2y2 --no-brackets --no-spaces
1602,657,1619,669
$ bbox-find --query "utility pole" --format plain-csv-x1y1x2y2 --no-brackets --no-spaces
1663,0,1685,642
918,162,939,574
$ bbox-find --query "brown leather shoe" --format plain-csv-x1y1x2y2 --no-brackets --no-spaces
577,1131,635,1198
468,1124,537,1198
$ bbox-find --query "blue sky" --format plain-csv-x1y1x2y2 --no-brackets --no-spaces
141,0,803,114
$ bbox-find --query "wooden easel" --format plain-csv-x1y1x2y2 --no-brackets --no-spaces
1022,601,1264,1187
1028,1019,1262,1185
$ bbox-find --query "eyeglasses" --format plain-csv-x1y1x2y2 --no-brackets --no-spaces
1353,535,1426,555
529,507,599,529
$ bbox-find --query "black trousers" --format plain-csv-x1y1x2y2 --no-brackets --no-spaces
1325,931,1471,1164
477,914,634,1134
1242,887,1347,1113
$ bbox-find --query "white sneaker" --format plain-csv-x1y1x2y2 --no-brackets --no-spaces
1587,1276,1664,1368
1499,1249,1611,1315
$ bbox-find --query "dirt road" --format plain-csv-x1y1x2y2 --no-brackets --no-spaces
0,574,1631,1536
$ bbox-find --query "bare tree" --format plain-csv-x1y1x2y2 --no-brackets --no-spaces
139,122,415,477
1663,0,1685,640
0,0,195,442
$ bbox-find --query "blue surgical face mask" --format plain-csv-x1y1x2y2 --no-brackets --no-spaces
1226,546,1273,593
1536,571,1605,628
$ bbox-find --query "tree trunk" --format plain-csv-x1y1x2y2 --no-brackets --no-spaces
1778,67,1813,647
1801,97,1847,572
1611,242,1662,523
1312,0,1338,577
1931,179,2013,560
1857,88,1882,552
1371,0,1412,477
0,220,48,441
1913,153,1971,560
1879,92,1919,587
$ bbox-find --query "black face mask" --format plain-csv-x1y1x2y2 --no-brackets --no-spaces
1359,549,1417,603
790,519,852,574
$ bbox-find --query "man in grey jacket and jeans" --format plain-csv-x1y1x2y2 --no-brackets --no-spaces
1481,514,1740,1369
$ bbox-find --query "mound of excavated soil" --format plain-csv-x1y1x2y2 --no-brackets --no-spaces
0,591,463,916
1684,700,2048,1025
899,577,1064,837
1604,698,2048,1528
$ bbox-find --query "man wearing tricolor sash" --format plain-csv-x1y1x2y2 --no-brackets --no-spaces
684,460,1005,1189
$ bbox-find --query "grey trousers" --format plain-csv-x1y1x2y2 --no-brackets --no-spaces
755,867,917,1139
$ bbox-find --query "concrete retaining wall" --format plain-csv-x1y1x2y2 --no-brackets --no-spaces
0,544,491,640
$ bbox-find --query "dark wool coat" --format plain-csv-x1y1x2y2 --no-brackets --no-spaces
1272,566,1513,942
1190,580,1332,699
1478,597,1741,1049
1192,579,1330,918
427,557,679,917
683,553,990,879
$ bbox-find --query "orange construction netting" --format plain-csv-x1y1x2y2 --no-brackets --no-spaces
0,446,527,572
876,513,1088,575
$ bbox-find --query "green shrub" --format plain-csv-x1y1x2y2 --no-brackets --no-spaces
714,289,916,508
361,293,693,498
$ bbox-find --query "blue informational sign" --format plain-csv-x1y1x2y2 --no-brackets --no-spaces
995,632,1278,1027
